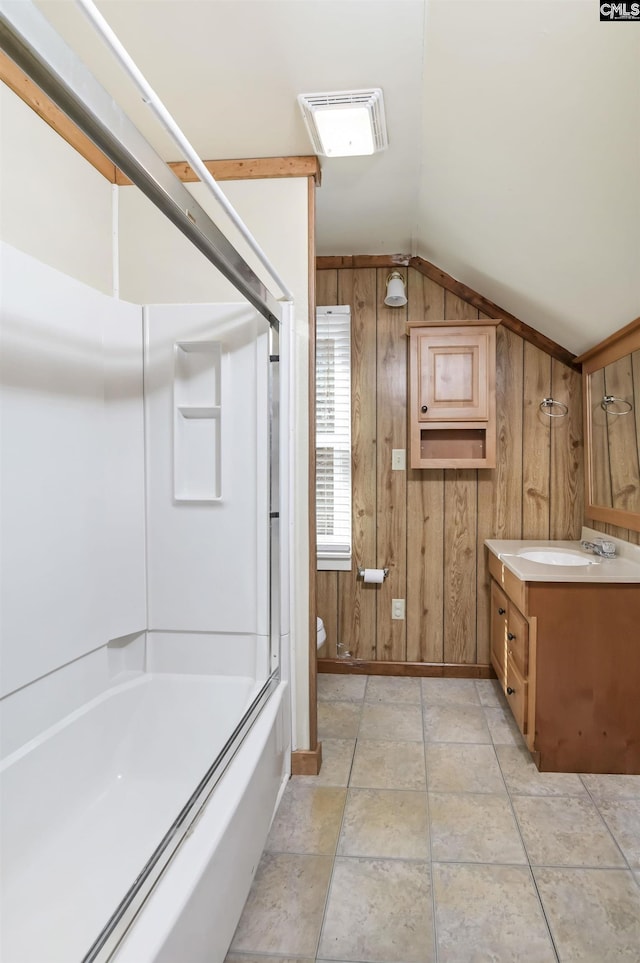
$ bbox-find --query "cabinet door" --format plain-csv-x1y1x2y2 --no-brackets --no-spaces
417,329,490,421
506,605,529,676
490,580,509,682
505,655,528,735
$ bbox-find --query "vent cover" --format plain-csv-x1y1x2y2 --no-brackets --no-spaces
297,88,388,157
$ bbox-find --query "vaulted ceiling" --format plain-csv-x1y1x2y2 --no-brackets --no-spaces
35,0,640,355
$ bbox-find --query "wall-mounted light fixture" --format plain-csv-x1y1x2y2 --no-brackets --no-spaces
297,89,388,157
384,271,407,307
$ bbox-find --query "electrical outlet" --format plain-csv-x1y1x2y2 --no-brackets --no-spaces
392,449,406,471
391,598,405,620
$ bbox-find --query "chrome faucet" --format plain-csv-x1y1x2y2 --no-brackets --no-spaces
581,538,616,559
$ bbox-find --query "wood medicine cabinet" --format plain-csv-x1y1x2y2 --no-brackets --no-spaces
407,320,499,468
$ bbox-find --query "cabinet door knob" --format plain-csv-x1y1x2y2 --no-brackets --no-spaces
507,686,516,695
421,405,428,413
507,632,516,641
498,607,506,615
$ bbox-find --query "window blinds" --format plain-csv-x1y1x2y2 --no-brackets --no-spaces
316,307,352,563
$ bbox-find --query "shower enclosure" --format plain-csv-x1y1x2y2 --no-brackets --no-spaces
0,246,292,962
0,1,296,958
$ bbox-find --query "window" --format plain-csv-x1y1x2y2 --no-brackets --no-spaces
316,306,352,570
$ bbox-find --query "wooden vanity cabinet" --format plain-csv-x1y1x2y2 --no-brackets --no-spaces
407,320,499,469
488,550,640,774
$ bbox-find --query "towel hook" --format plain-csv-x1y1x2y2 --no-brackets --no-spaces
540,398,568,418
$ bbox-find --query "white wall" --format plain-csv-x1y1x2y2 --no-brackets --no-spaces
0,245,146,702
119,177,311,749
0,87,114,295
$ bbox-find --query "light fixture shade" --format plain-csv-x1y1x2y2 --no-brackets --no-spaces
297,89,388,157
384,272,407,307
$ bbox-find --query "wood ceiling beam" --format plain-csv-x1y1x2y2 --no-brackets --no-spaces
2,51,321,187
115,155,321,186
316,253,579,370
0,50,118,183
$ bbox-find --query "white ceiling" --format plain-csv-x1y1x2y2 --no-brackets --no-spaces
35,0,640,354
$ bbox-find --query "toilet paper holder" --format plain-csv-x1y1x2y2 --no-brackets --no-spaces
357,567,389,580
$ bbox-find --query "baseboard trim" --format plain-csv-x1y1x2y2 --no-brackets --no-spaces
291,743,323,776
317,659,495,679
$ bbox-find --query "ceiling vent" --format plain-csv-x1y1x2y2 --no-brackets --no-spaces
297,88,389,157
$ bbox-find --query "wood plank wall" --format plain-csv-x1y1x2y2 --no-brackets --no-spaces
316,266,584,667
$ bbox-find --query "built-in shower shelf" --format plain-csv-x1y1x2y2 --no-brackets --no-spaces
174,342,222,502
177,405,221,419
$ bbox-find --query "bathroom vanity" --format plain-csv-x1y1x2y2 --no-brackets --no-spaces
486,535,640,774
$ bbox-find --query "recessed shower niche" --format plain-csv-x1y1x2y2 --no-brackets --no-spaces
174,341,222,501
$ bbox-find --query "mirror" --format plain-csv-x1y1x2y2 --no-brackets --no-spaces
580,321,640,532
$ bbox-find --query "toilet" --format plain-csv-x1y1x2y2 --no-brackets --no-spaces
316,617,326,651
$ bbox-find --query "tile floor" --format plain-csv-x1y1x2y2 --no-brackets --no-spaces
226,674,640,963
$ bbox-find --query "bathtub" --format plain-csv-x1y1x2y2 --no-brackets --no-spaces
0,670,289,963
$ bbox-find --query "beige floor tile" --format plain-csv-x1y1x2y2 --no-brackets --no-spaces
421,677,481,706
423,703,491,744
483,706,526,747
512,795,627,867
496,745,587,797
318,857,435,962
293,739,355,788
226,957,312,963
266,783,346,855
581,773,640,799
230,852,333,957
535,867,640,962
318,701,361,739
317,674,367,703
433,863,557,963
350,739,426,790
429,791,526,864
337,788,429,859
359,702,424,742
426,743,506,794
474,678,504,707
365,675,422,704
594,797,640,869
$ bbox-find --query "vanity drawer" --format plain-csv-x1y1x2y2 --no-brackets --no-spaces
505,655,528,736
487,551,527,613
506,606,529,676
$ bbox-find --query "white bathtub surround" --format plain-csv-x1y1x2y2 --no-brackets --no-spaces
1,245,292,962
0,244,146,699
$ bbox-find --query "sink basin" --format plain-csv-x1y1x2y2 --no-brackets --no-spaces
515,548,597,567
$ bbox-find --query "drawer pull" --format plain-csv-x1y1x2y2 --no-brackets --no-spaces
507,686,516,695
421,405,428,413
507,632,516,641
498,607,506,615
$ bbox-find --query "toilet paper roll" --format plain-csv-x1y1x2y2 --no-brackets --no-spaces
362,568,385,584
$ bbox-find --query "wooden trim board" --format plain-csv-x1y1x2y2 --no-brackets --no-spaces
318,659,495,679
307,176,318,751
2,52,321,186
316,253,579,370
116,155,321,186
291,743,323,776
0,51,118,183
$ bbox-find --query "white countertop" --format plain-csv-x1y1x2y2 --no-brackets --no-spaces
485,529,640,583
